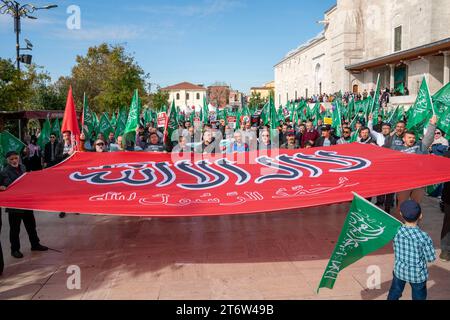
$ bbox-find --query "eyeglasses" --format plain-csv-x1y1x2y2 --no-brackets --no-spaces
343,131,351,134
96,143,104,146
435,132,442,135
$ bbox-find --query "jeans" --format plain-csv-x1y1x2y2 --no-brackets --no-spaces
387,273,427,300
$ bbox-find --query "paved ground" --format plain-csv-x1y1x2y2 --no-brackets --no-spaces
0,196,449,300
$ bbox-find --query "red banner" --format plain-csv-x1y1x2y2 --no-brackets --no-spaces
1,144,450,217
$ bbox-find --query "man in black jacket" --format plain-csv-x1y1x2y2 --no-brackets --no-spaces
43,134,63,168
0,210,3,276
314,125,337,147
441,150,450,262
0,151,48,259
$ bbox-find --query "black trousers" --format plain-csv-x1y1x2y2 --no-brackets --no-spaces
0,212,4,274
376,193,395,209
8,210,40,252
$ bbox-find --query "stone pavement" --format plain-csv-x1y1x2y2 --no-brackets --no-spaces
0,196,449,300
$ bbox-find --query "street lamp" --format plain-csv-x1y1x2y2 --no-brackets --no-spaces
0,1,58,72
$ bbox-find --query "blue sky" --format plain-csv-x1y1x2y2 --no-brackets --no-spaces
0,0,336,93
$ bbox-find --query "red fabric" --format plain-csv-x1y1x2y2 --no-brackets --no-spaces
1,144,450,217
61,86,81,150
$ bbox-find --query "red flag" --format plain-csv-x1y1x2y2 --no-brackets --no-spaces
0,144,450,217
61,86,81,150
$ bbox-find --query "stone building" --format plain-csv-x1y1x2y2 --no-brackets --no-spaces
160,82,207,112
274,0,450,107
250,81,275,101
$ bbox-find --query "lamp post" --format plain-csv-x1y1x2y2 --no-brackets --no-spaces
0,1,57,72
0,1,57,138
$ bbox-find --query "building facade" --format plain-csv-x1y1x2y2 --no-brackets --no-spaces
250,81,275,101
274,0,450,107
160,82,207,112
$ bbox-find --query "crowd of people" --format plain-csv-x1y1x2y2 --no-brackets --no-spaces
0,102,449,301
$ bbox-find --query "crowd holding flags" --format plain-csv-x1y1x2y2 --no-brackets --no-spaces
0,74,450,163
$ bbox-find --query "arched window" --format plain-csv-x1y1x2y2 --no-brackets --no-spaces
176,93,180,100
186,93,190,100
196,93,200,100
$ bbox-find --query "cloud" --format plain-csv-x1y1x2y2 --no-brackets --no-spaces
136,0,245,17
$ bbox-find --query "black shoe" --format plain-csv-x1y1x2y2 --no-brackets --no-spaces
11,250,24,259
31,244,48,252
59,212,66,218
375,202,383,206
385,206,391,214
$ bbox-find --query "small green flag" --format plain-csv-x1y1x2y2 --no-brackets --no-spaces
115,107,128,139
0,131,26,159
37,117,51,149
124,89,142,140
434,103,450,137
51,118,61,138
370,74,381,120
317,193,402,292
99,113,114,137
165,100,179,145
81,93,95,137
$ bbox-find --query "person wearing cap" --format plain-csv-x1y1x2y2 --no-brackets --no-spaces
314,125,337,147
0,151,48,260
387,200,436,300
280,130,300,150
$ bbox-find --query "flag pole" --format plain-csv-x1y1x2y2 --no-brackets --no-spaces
423,74,436,116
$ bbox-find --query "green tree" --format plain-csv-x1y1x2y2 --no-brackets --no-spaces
0,58,62,111
149,88,169,112
249,91,265,109
63,43,149,113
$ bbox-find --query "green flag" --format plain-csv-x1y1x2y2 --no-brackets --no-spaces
434,102,450,137
110,111,117,128
317,193,402,292
432,82,450,106
406,77,435,131
332,103,343,137
165,100,179,145
396,82,405,95
81,93,95,137
370,74,381,120
37,117,51,149
350,129,360,143
268,96,278,133
124,89,142,140
51,118,61,138
202,97,209,124
99,113,114,137
0,131,26,159
115,107,128,139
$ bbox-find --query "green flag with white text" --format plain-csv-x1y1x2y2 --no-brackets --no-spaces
0,131,26,162
124,89,141,140
318,193,402,292
99,113,114,137
406,77,435,132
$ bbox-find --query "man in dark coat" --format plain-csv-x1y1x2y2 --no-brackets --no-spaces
0,211,3,276
0,151,48,259
440,150,450,262
314,125,338,147
43,134,64,168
